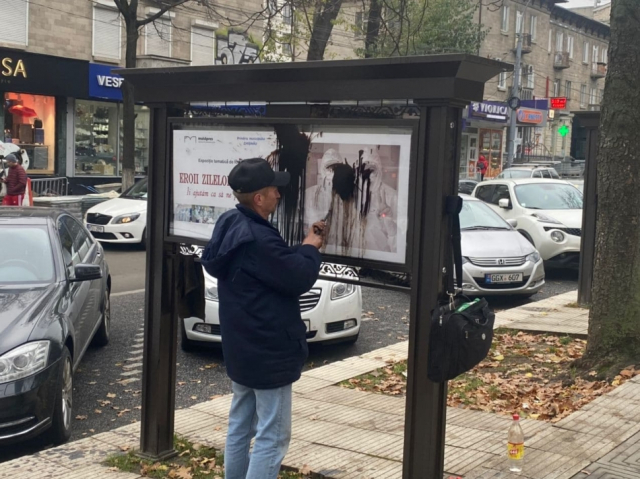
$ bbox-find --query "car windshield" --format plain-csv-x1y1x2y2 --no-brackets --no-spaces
121,179,147,199
515,183,583,210
0,225,55,284
500,169,532,178
460,199,510,230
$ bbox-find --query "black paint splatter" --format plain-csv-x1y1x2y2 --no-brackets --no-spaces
330,162,356,201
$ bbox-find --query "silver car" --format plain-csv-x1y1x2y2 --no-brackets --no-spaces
460,195,545,297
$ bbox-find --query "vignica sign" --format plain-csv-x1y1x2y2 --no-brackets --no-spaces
550,97,567,109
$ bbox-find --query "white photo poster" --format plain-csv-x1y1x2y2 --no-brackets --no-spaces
171,128,277,240
304,130,412,265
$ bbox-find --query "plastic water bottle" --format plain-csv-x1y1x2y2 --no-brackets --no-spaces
507,413,524,473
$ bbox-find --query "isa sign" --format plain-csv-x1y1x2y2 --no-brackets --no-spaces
89,63,123,101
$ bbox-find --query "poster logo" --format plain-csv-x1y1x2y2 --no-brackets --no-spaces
517,109,544,124
184,136,197,143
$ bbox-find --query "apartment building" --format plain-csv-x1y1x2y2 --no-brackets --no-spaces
0,0,264,186
460,0,610,178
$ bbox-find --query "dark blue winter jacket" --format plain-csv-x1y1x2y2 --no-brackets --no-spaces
201,205,322,389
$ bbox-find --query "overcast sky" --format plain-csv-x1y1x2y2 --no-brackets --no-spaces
563,0,610,8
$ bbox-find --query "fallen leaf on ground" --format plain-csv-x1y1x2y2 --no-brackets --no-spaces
117,409,131,417
94,409,102,414
106,393,116,398
119,445,130,452
300,464,312,475
75,415,88,421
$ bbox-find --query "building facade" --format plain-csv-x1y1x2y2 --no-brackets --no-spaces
0,0,263,188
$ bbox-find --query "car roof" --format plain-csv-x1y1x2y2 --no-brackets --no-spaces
478,178,572,186
460,194,479,201
0,207,64,224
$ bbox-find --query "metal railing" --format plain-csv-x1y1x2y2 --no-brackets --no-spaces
30,177,68,197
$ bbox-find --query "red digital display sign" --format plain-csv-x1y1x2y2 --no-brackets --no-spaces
550,97,567,109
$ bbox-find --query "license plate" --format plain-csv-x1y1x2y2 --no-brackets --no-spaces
87,224,104,233
303,320,310,332
486,273,523,284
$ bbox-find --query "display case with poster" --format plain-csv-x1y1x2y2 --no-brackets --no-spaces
479,128,504,178
170,119,416,270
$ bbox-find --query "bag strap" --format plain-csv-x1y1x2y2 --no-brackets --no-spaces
445,195,463,294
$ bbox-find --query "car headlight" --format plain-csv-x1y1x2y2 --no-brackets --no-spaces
526,251,541,263
331,282,356,300
462,257,470,264
205,285,219,302
531,213,561,224
113,213,141,224
550,230,565,243
0,341,50,384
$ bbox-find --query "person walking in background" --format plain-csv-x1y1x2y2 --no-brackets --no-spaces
477,155,488,181
1,154,27,206
201,158,325,479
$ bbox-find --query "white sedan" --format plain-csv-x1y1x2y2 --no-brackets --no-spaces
85,179,148,247
472,178,583,268
182,269,362,350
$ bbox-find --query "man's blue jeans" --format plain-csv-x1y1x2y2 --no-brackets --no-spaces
224,381,292,479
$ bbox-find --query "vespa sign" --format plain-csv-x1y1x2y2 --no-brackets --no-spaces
89,63,123,101
468,101,509,123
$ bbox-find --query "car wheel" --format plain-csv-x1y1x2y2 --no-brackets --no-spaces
518,230,535,247
181,318,197,352
92,288,111,347
47,347,73,445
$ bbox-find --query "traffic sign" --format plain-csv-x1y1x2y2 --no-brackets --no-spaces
550,97,567,109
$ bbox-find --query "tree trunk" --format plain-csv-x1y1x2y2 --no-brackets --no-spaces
585,0,640,361
364,0,382,58
121,15,139,191
306,0,344,60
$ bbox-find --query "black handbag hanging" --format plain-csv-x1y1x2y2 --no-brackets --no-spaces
427,196,495,383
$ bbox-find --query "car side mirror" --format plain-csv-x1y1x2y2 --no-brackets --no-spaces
71,264,102,282
498,198,512,209
507,218,518,228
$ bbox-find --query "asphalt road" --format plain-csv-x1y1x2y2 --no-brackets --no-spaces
0,245,578,462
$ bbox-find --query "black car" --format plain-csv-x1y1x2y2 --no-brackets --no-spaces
0,208,111,445
458,179,479,195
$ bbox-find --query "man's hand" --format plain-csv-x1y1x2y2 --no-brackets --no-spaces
303,221,325,249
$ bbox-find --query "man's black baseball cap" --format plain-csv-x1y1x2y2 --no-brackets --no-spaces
228,158,290,193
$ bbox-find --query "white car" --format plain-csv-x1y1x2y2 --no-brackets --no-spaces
85,179,148,247
496,166,561,180
182,269,362,350
472,179,583,268
459,195,545,297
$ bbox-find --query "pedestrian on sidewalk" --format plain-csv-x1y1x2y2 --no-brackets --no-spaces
477,155,488,181
201,158,325,479
1,154,27,206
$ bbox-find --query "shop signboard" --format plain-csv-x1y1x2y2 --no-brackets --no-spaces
0,48,88,97
517,108,546,126
467,101,509,123
89,63,123,101
171,121,414,267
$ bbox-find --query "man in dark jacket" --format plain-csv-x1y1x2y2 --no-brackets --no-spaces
201,158,324,479
1,154,27,206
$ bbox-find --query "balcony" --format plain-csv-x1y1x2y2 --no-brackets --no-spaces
588,104,601,111
591,62,607,79
520,87,534,100
513,34,532,54
554,52,570,69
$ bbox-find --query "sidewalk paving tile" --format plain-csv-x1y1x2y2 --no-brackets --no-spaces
32,437,114,470
587,429,640,476
360,348,406,362
174,408,227,436
191,394,233,417
444,445,500,476
555,407,640,442
291,376,335,394
484,447,591,479
569,463,640,478
0,456,72,479
525,427,617,461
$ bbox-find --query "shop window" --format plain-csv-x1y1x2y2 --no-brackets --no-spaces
74,101,150,177
479,129,504,179
93,7,122,60
75,100,119,176
146,18,172,57
3,93,56,173
191,26,215,66
0,0,28,47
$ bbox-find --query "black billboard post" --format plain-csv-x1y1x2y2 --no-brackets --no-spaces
118,55,508,477
574,111,600,306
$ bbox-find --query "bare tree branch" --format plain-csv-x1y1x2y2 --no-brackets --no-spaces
137,0,191,27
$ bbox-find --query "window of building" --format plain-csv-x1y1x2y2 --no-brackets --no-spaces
501,5,510,32
355,11,365,38
583,41,589,63
282,3,292,24
191,26,215,65
567,35,574,59
590,87,597,105
565,80,572,100
602,47,608,64
530,15,537,41
146,17,172,57
548,30,553,53
0,0,28,47
516,11,523,34
593,45,599,64
580,84,587,106
556,31,564,52
497,58,507,90
282,43,292,57
525,65,535,90
75,100,150,176
553,80,560,97
3,93,56,173
267,0,278,15
93,7,121,60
